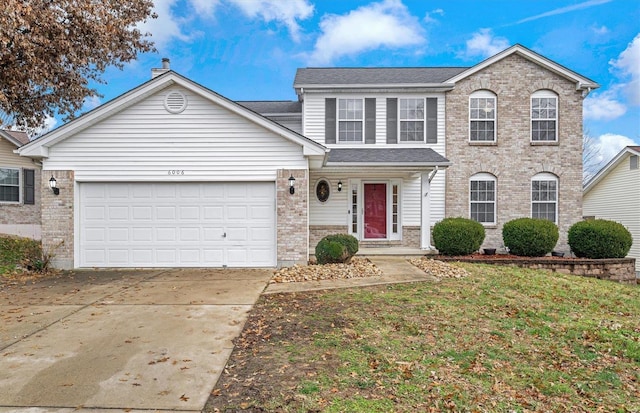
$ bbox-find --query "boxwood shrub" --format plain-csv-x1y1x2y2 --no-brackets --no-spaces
568,219,632,259
432,217,485,256
502,218,558,257
315,233,359,264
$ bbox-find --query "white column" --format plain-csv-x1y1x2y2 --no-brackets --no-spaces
420,172,431,249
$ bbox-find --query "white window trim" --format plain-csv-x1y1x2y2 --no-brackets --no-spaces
469,90,497,143
337,98,364,143
398,98,425,143
0,166,21,204
531,172,558,224
530,90,558,143
469,172,497,225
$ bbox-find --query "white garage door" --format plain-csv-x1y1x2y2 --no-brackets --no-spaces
79,182,275,267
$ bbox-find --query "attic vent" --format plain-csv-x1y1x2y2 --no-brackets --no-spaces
164,91,187,114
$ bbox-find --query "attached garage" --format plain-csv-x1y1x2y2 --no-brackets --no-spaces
79,182,275,267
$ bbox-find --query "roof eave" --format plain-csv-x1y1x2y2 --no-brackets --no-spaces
323,161,452,168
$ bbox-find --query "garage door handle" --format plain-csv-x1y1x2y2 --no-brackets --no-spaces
223,232,226,238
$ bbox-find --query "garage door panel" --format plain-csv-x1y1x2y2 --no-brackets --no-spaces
80,182,275,267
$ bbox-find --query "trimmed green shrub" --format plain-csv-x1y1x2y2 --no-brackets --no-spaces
315,233,359,264
432,217,485,256
0,234,44,274
502,218,558,257
568,219,632,259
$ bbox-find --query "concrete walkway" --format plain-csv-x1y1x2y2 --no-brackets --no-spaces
0,268,272,412
265,256,438,295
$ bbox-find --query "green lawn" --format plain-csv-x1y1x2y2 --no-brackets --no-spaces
206,263,640,413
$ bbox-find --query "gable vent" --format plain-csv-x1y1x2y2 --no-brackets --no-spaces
164,91,187,114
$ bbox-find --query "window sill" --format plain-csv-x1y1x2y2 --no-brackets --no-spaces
469,141,497,146
530,141,559,146
481,224,498,229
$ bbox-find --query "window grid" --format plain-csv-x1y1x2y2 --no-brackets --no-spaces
470,97,496,141
338,99,363,142
392,185,399,233
399,98,425,142
470,179,495,224
532,180,557,222
532,97,557,141
0,168,20,203
351,187,358,234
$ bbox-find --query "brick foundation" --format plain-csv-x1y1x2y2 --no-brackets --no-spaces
41,170,74,269
277,169,308,267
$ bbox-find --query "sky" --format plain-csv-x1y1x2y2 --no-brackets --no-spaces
55,0,640,173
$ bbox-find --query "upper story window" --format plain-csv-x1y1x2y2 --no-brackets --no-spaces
338,98,363,142
470,172,496,225
469,91,496,142
399,98,425,142
0,167,20,203
531,90,558,142
531,172,558,223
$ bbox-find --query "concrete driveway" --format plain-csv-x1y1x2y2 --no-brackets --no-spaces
0,268,272,412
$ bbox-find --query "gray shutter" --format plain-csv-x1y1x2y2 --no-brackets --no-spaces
386,98,397,144
365,98,376,144
325,98,337,144
23,169,35,205
426,98,437,144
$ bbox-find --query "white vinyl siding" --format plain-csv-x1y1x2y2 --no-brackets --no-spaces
43,87,308,181
302,92,446,150
584,153,640,272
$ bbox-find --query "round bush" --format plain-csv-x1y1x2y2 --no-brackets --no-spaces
502,218,558,257
568,219,632,259
432,217,485,256
315,234,359,264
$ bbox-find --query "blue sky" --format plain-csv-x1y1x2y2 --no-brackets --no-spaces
74,0,639,169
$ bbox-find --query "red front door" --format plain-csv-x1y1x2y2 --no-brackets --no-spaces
364,183,387,239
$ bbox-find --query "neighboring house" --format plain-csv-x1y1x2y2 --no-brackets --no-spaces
0,129,41,239
583,146,640,274
17,44,597,269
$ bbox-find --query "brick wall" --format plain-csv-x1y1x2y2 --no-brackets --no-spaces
41,170,74,269
445,54,584,251
0,168,42,239
309,225,422,252
277,169,308,266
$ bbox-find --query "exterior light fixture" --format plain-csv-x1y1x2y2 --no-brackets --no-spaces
49,175,60,195
337,180,343,192
288,175,295,194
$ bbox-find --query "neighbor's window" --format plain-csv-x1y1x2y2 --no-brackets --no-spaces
470,173,496,224
338,99,363,142
532,173,558,223
0,167,20,202
469,91,496,142
399,98,425,142
531,90,558,142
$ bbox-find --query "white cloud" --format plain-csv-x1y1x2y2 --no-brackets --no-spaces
584,90,627,120
138,0,195,49
82,96,102,112
514,0,612,25
227,0,314,42
190,0,222,16
463,29,510,59
610,33,640,106
591,25,609,35
423,8,444,24
593,133,638,165
308,0,425,65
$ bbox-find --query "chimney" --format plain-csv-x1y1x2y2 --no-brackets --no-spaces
151,58,171,78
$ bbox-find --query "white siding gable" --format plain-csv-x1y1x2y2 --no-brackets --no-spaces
44,86,308,181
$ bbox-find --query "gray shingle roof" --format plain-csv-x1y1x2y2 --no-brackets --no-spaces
294,67,469,87
1,129,30,146
326,148,450,166
236,101,301,115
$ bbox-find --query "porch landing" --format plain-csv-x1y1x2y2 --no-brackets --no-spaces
356,247,433,256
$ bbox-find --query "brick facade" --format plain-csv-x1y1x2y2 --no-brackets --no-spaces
277,169,308,266
41,170,74,269
445,54,584,251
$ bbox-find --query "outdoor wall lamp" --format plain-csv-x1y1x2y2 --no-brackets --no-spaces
49,175,60,195
337,180,343,192
288,175,295,194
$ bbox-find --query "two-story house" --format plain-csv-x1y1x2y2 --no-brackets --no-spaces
17,44,597,269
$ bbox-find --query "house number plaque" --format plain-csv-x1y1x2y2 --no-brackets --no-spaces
168,170,185,175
